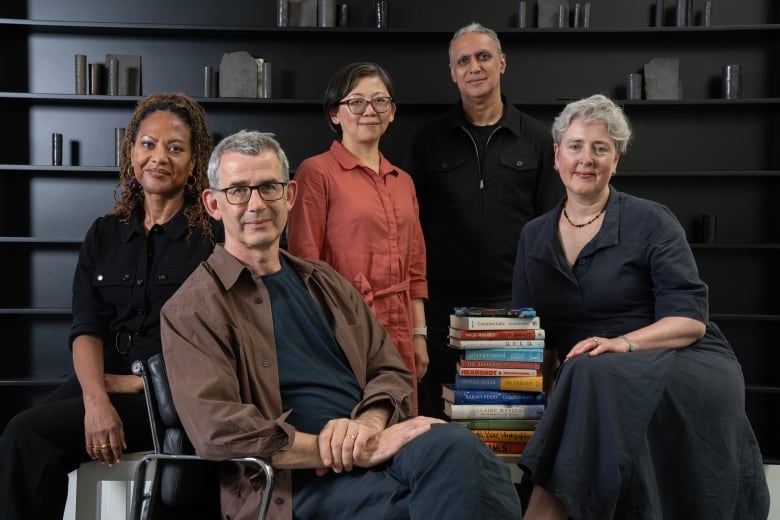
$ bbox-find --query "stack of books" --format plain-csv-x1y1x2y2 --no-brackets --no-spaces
442,307,545,460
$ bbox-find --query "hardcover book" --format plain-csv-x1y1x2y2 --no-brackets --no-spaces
442,384,545,405
449,338,545,349
456,365,541,377
453,307,536,318
454,418,540,430
444,401,544,420
449,327,545,340
471,429,535,443
449,315,540,330
458,359,542,370
454,374,544,392
463,348,544,362
482,440,527,454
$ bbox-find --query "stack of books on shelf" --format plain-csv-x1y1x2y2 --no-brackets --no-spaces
443,307,545,461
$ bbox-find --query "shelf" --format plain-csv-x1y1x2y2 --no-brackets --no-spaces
0,376,70,387
711,314,780,322
0,164,117,174
0,237,82,245
4,92,780,108
620,170,780,177
2,17,779,35
0,307,71,315
690,244,780,250
745,385,780,394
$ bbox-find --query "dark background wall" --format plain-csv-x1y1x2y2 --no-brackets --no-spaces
1,0,778,461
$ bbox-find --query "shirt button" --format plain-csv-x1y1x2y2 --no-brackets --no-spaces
122,273,131,281
579,259,587,265
262,360,271,367
136,307,144,315
274,496,284,505
441,162,449,169
516,160,524,167
158,274,167,281
136,279,144,286
96,274,104,281
254,297,263,304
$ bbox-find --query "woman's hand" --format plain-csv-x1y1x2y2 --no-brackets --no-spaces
413,336,429,381
565,336,628,360
83,395,127,465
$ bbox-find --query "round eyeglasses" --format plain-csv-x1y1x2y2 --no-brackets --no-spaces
217,183,287,205
338,97,394,115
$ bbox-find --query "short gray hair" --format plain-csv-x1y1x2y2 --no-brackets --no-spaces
552,94,632,154
449,22,502,63
207,130,290,187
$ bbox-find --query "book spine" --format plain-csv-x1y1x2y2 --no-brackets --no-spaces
451,328,545,340
448,389,546,405
455,418,539,430
457,367,541,377
455,375,544,392
463,349,544,362
450,339,545,349
450,315,541,330
453,306,536,318
448,403,545,420
471,429,535,443
482,440,527,454
458,360,541,370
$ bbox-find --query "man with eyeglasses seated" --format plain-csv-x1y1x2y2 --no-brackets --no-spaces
287,61,430,415
160,130,522,520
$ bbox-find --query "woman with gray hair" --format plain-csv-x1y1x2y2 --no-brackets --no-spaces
512,94,769,518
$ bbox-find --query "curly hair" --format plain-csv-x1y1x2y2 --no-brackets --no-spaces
110,92,213,237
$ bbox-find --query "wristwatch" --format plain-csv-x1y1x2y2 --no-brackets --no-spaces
413,326,428,338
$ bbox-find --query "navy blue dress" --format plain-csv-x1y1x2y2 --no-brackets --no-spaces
512,188,769,519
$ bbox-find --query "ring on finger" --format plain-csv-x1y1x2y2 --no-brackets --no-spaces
346,433,357,440
592,337,600,345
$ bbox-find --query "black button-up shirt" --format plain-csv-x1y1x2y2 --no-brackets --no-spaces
70,204,220,373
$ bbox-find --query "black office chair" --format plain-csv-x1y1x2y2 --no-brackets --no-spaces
130,353,275,520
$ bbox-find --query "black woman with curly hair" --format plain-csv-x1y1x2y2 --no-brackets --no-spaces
0,92,222,520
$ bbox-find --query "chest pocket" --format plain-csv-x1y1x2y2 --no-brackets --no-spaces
495,152,539,203
426,154,465,174
153,264,198,286
93,268,134,287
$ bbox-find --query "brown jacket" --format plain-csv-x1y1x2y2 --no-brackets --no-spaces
161,246,413,520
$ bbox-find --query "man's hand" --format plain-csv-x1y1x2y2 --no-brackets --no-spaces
317,415,445,476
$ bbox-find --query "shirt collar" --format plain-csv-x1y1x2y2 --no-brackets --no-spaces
209,245,318,291
119,202,191,243
329,140,398,177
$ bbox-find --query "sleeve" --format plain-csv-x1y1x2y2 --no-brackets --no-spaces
69,218,112,346
407,178,428,300
286,157,329,260
645,203,709,323
161,286,295,460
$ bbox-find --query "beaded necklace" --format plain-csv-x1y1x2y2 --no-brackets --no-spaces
562,201,607,228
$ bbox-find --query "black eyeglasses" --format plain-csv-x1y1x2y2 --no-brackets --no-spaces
217,183,287,204
338,97,394,115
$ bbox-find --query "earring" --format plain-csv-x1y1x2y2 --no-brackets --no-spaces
185,174,199,199
127,177,142,192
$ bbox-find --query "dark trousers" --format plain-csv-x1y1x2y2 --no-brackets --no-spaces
418,297,512,420
0,375,152,520
293,422,522,519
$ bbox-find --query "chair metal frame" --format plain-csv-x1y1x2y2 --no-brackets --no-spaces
129,354,274,520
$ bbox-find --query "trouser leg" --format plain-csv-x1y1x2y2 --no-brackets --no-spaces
293,422,522,519
0,375,152,520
